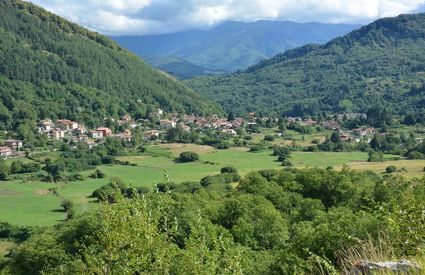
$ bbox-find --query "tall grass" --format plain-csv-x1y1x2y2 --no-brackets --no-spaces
336,233,423,274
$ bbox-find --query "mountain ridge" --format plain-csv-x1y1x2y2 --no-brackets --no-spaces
111,20,360,73
186,13,425,117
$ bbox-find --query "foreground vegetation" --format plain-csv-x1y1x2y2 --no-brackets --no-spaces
1,166,424,274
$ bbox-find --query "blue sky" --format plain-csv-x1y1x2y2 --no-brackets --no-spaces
27,0,425,35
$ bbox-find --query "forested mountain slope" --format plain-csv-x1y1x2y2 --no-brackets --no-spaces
112,21,359,73
0,0,221,130
186,13,425,117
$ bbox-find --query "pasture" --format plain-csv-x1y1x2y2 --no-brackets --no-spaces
0,144,423,227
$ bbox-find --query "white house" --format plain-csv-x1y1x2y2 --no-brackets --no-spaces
160,120,176,129
90,130,104,139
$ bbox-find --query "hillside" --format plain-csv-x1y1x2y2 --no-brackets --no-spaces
111,21,359,73
186,13,425,117
0,0,222,131
144,56,224,79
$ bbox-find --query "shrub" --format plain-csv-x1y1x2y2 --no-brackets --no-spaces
405,151,424,160
250,144,266,152
386,166,396,173
60,199,73,212
200,175,225,187
66,173,84,181
220,166,238,174
264,135,275,141
312,138,321,144
368,150,383,162
215,142,230,150
222,173,241,183
178,151,199,163
273,146,291,157
281,159,293,167
89,169,106,179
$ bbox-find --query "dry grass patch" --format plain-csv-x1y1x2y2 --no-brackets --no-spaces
347,160,425,178
0,240,14,257
32,189,51,196
158,143,216,157
0,189,22,197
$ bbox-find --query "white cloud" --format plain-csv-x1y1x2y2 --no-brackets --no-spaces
26,0,425,35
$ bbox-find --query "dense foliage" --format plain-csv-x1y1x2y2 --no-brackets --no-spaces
0,0,221,131
2,168,424,274
186,13,425,118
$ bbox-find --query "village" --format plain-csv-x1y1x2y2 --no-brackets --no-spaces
0,108,385,159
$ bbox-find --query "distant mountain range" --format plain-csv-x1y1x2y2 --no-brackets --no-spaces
186,13,425,117
111,21,360,77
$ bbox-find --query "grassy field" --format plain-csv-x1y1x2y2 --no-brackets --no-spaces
0,144,423,227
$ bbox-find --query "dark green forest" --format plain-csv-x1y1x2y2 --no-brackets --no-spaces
186,13,425,117
0,0,222,131
1,168,424,274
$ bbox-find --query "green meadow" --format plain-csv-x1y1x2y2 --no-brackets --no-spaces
0,145,416,227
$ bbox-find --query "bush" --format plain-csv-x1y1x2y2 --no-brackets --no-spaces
386,165,396,173
178,151,199,162
220,166,238,174
250,144,267,152
312,138,321,144
215,142,230,150
272,146,291,157
89,169,106,179
92,178,127,202
405,151,424,160
222,173,241,183
200,175,225,187
264,135,275,141
281,159,293,167
21,163,41,173
368,150,383,162
60,199,73,212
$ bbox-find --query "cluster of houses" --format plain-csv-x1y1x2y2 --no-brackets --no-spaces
143,111,244,140
0,139,24,158
0,110,383,159
287,115,377,143
37,118,133,149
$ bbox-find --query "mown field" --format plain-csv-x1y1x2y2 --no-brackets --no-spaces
1,144,424,227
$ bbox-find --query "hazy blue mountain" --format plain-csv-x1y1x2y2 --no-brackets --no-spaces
144,56,225,79
111,21,360,73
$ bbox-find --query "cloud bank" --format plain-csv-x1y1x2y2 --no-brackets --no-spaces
26,0,425,35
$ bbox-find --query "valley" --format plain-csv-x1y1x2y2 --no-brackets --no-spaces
1,0,425,274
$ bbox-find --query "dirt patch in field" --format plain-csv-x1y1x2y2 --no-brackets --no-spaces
0,189,22,197
33,189,51,195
